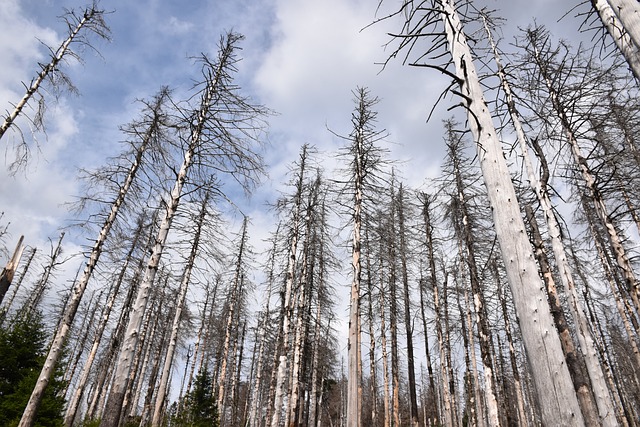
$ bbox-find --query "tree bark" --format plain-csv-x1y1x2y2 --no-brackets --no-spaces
151,195,208,426
0,235,24,304
435,3,584,423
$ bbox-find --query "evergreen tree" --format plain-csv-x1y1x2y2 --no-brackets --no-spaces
0,312,66,427
172,366,219,427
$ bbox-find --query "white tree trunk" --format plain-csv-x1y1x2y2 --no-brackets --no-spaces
0,8,101,140
151,196,208,426
217,217,248,421
99,57,220,426
272,148,308,427
0,235,25,304
483,17,617,425
438,1,584,424
591,0,640,80
606,0,640,53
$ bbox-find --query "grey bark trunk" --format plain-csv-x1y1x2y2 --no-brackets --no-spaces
437,2,584,423
151,195,208,426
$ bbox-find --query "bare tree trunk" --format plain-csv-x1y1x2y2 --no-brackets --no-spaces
308,288,326,427
272,146,308,427
0,246,35,326
62,289,101,398
386,193,401,427
86,259,141,421
396,185,419,427
524,203,600,424
21,88,170,427
344,88,385,427
433,3,584,423
151,195,209,426
419,193,452,427
456,279,483,427
365,230,379,427
446,130,498,427
418,272,438,426
606,0,640,53
0,235,24,304
493,262,528,427
590,0,640,80
217,217,249,423
248,229,279,427
21,232,64,319
0,6,109,142
441,272,459,427
379,274,391,427
65,215,150,426
99,34,236,425
529,28,640,317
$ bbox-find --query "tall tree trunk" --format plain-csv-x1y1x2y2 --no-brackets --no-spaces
99,35,232,425
456,278,483,427
590,0,640,80
493,261,528,427
606,0,640,52
528,28,640,316
419,193,451,427
0,235,24,304
441,272,459,427
418,271,438,426
433,2,584,423
20,89,169,427
217,217,249,423
524,203,600,423
0,6,108,141
272,146,308,427
0,246,35,326
248,228,279,427
365,227,379,427
65,214,150,426
386,189,401,427
22,232,64,319
396,184,419,427
447,131,499,427
151,195,208,426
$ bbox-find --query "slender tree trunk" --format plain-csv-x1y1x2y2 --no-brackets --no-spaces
151,195,208,426
529,29,640,316
99,38,229,425
272,147,308,427
435,2,584,423
386,193,401,427
86,259,141,421
0,6,105,140
365,229,379,427
493,262,528,427
441,272,459,427
0,246,35,326
396,185,419,427
21,90,169,427
524,203,600,423
65,215,149,426
22,232,64,319
419,193,452,427
418,272,438,426
590,0,640,80
379,272,391,427
0,235,24,304
217,217,249,423
447,133,499,427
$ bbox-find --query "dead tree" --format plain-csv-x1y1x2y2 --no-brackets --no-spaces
380,2,584,423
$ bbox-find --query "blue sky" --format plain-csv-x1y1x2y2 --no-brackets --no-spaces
0,0,603,339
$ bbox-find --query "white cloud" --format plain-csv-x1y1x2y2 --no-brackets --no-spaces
167,16,194,35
